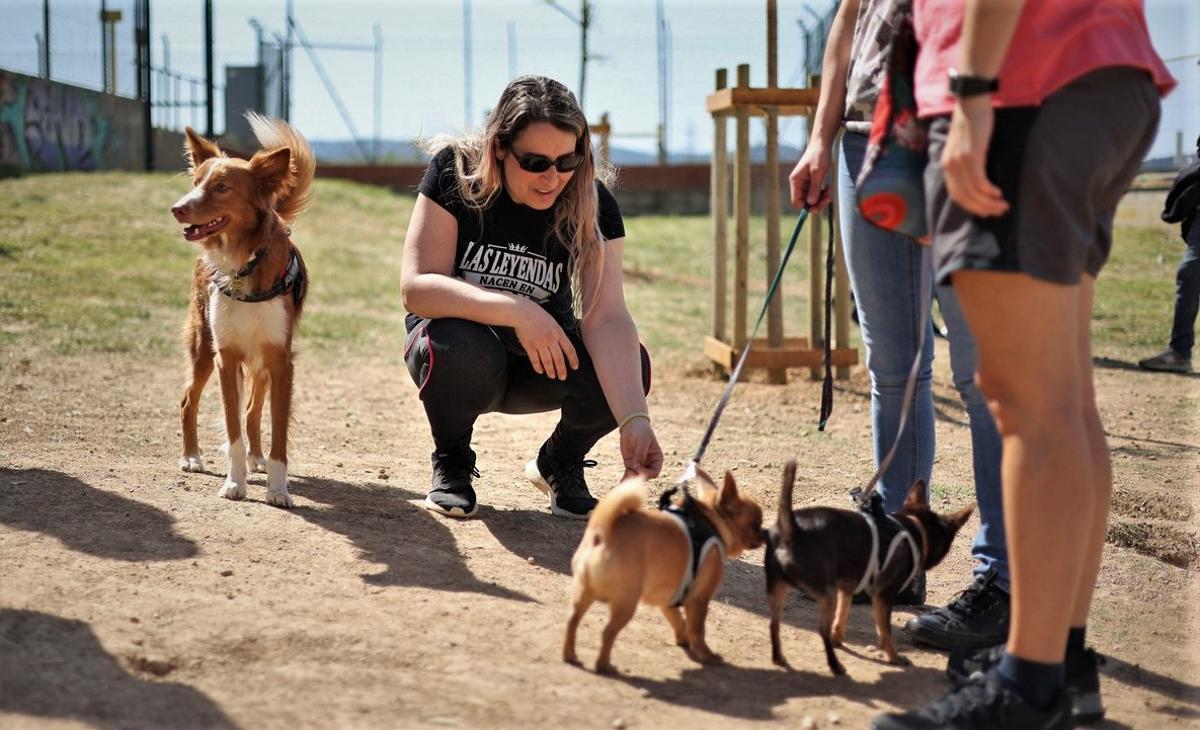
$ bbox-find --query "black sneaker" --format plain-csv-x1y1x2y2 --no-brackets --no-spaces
948,645,1107,727
524,446,598,520
871,670,1072,730
905,568,1010,651
423,448,480,519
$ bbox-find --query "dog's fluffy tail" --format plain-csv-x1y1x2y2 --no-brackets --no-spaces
586,476,646,544
777,460,797,544
248,112,315,226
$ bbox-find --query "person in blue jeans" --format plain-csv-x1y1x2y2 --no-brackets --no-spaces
789,0,1007,651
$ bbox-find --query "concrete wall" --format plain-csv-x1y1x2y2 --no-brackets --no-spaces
0,68,184,175
317,162,793,217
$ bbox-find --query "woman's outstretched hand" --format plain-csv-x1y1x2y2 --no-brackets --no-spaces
620,418,663,480
514,300,579,380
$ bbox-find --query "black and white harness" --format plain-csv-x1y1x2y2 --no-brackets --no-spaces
657,488,725,608
854,494,924,595
211,246,306,306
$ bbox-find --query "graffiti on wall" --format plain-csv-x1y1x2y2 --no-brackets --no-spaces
0,71,112,172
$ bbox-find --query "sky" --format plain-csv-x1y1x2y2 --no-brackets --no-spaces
1,0,1198,160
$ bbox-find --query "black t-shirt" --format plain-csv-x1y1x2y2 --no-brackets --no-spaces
412,146,624,350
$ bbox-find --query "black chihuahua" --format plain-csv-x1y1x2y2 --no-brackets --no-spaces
765,461,974,675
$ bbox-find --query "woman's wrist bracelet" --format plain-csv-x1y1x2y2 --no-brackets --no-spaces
617,411,651,430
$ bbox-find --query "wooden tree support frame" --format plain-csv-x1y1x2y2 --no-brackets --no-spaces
705,1,857,384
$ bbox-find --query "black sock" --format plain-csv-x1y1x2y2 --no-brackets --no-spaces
433,436,473,458
996,651,1064,711
542,434,585,466
1066,626,1087,657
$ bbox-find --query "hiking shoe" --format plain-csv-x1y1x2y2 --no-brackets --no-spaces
948,645,1107,727
871,670,1072,730
1138,349,1192,373
423,448,480,518
525,446,598,520
905,568,1010,651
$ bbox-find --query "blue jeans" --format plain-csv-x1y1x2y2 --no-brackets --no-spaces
1168,224,1200,358
839,131,1008,590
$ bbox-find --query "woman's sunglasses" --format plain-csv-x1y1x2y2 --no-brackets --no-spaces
512,151,584,174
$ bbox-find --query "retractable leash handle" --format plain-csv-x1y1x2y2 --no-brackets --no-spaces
676,208,813,487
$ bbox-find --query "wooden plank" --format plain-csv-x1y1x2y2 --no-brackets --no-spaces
806,74,823,380
706,87,820,115
703,336,858,371
711,69,728,342
733,64,751,350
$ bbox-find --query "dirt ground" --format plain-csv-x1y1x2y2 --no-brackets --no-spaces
1,336,1198,729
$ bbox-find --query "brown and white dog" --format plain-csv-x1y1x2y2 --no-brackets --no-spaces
171,114,313,508
563,470,765,674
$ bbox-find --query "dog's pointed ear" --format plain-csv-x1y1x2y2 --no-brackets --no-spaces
184,127,222,171
903,480,929,511
719,470,740,505
249,146,295,194
947,503,975,532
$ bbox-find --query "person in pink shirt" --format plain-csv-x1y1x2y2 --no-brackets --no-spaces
872,1,1174,729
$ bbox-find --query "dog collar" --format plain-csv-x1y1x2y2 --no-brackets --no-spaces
213,248,303,303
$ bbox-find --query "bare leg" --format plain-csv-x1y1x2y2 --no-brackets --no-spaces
1071,276,1112,627
954,270,1092,664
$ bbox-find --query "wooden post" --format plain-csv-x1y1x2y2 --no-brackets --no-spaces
806,73,822,379
711,70,728,343
764,0,785,383
831,134,852,379
733,63,751,353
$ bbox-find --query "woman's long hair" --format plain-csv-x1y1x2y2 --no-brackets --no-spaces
424,75,614,315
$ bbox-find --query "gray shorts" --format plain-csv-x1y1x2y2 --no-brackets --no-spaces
925,67,1161,285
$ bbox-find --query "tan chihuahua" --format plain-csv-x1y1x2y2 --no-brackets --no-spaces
563,469,765,674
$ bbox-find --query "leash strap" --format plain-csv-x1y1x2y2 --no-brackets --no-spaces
818,201,836,430
678,208,811,484
851,244,932,507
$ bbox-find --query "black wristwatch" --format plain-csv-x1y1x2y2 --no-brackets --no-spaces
948,68,999,98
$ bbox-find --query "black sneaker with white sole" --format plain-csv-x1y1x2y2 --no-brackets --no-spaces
424,448,480,519
905,568,1010,651
525,446,598,520
872,669,1072,730
948,644,1107,727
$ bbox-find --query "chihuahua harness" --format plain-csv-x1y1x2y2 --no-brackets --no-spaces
855,510,922,596
658,488,724,607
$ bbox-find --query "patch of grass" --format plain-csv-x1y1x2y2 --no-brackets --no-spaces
1094,225,1184,359
0,171,1178,367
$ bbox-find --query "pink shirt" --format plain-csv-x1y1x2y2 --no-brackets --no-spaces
914,0,1175,118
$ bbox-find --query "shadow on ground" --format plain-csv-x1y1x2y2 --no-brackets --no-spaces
288,475,535,603
0,468,197,561
0,609,237,730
